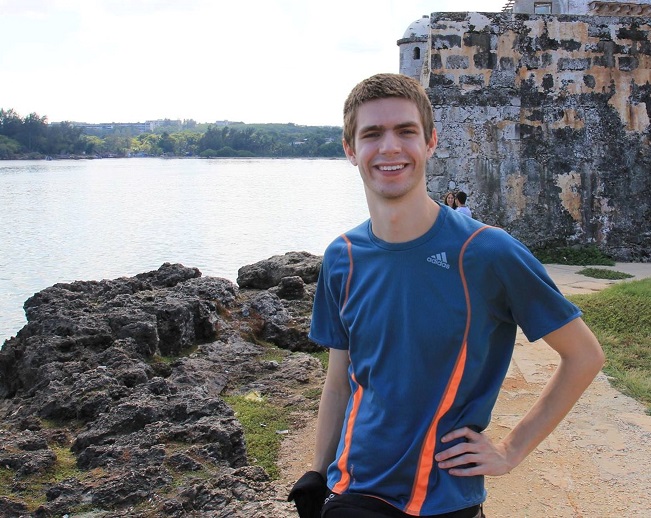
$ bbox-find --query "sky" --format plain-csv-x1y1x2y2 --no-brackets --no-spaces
1,0,507,127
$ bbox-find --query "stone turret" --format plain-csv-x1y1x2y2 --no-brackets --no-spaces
397,15,431,82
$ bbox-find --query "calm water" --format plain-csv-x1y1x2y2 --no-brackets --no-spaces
0,158,368,343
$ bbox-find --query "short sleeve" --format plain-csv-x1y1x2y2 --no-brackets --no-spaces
482,229,582,342
309,240,350,350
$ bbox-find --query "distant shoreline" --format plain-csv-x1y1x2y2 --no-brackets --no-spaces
1,155,347,161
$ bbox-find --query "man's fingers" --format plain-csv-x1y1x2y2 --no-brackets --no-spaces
441,426,475,443
437,450,481,467
435,442,470,462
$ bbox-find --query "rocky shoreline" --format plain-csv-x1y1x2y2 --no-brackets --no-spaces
0,254,325,517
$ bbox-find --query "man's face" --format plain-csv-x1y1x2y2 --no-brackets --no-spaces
343,97,437,202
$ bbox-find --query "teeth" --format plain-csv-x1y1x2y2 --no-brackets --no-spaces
378,165,404,171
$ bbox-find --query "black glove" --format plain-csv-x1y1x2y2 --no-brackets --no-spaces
287,470,328,518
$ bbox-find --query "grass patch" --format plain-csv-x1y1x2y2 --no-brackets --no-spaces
46,445,82,481
258,345,288,364
568,278,651,413
223,392,291,479
312,349,329,370
151,354,176,365
222,349,327,477
303,387,323,400
0,444,91,511
147,345,202,377
40,418,87,433
152,344,200,363
533,245,615,266
0,466,13,499
577,268,634,280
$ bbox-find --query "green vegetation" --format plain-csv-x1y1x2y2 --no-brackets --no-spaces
0,109,85,158
312,349,329,370
0,465,15,501
258,347,287,364
577,267,634,280
223,391,291,479
0,108,345,159
532,245,615,266
222,344,326,480
568,278,651,413
0,442,92,511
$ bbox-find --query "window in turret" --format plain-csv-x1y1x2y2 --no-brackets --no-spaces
413,47,421,60
534,2,552,13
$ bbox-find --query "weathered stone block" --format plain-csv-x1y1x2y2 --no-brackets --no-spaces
446,54,470,68
432,34,462,48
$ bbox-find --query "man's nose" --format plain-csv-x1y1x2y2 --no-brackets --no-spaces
379,132,400,154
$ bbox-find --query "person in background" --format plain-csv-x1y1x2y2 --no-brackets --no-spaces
455,191,472,218
288,73,604,518
443,191,457,209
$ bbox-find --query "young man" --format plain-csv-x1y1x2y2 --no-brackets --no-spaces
455,191,472,218
288,73,604,518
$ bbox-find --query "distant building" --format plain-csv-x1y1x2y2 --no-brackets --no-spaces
57,119,183,135
504,0,651,15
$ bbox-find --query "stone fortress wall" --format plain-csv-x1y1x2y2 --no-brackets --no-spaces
512,0,651,16
398,9,651,260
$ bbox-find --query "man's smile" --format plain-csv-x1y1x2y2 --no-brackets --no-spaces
377,164,406,172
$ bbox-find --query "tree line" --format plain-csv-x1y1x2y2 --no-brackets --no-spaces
0,109,346,159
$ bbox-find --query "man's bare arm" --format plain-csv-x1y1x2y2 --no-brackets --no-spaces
436,317,605,476
312,348,351,476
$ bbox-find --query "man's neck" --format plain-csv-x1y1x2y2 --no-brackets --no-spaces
366,191,439,243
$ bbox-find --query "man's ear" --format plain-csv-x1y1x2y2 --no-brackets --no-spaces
343,138,357,166
426,128,438,158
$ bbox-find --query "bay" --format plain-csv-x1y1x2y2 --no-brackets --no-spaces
0,157,368,343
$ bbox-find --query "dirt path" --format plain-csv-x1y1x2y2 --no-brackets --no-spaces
275,263,651,517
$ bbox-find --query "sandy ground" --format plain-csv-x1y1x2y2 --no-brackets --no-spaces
276,263,651,517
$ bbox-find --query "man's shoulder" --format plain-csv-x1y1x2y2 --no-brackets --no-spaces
464,225,543,274
323,220,370,257
465,224,520,249
447,221,530,265
338,220,371,244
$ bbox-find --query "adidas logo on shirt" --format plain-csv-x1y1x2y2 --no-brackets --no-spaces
427,252,450,269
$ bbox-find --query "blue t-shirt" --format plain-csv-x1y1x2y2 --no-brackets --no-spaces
309,205,581,516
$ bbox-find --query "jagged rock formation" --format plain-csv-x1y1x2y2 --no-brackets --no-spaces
0,253,324,517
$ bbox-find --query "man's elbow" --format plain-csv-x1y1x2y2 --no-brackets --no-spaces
580,334,606,378
591,342,606,374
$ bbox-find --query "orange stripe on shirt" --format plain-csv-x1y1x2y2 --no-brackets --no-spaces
405,226,490,515
332,371,363,493
340,233,354,314
331,232,357,493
